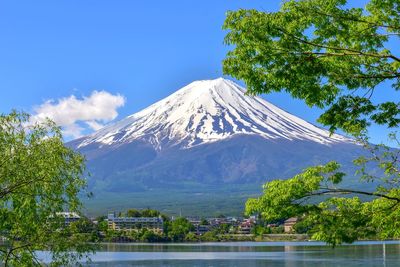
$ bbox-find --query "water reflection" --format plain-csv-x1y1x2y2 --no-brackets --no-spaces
383,242,386,267
41,241,400,267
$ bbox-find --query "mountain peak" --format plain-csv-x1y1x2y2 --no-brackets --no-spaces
76,78,351,150
187,77,234,86
161,77,245,107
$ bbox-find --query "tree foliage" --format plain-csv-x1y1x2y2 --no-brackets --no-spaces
0,111,93,266
125,208,160,218
223,0,400,245
166,217,195,242
223,0,399,135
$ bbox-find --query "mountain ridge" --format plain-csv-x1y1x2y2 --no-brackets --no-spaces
74,78,352,151
68,78,363,216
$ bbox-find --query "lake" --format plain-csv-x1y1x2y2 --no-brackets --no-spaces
73,241,400,266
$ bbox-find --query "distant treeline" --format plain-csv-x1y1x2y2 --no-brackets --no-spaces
66,208,304,243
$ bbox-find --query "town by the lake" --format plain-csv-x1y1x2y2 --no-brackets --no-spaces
1,0,399,266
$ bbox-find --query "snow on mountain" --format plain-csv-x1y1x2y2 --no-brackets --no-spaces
72,78,364,215
76,78,351,150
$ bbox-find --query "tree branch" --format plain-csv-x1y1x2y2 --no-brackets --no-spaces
0,175,54,199
277,28,400,63
307,187,400,202
298,6,400,31
352,74,400,79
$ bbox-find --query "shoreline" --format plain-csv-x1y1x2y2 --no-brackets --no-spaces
97,239,400,246
98,234,400,244
99,234,310,243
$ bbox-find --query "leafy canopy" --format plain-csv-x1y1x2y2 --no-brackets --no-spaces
166,217,195,242
126,208,161,218
0,111,93,266
223,0,399,135
223,0,400,245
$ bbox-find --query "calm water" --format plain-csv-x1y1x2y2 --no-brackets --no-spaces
39,241,400,266
85,241,400,267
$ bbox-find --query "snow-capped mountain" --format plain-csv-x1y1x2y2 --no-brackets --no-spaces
76,78,350,150
70,78,363,216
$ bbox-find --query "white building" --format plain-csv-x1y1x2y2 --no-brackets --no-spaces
107,212,163,232
56,212,81,226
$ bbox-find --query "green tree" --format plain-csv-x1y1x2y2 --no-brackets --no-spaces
126,209,141,217
223,0,400,246
97,220,109,233
214,224,230,234
139,229,164,242
95,216,109,232
251,225,268,236
184,232,198,242
223,0,399,136
69,218,95,234
69,217,100,242
199,231,219,242
140,209,160,217
125,208,162,218
167,217,195,242
200,218,209,225
0,111,93,265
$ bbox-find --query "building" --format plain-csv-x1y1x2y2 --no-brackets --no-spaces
186,217,212,235
237,218,255,234
226,217,240,226
186,217,201,226
284,217,299,233
56,212,81,226
195,224,212,235
107,212,163,232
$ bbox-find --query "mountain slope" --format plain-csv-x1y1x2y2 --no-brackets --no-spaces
74,78,351,151
69,78,363,216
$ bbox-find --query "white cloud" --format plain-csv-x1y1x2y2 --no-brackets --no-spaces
85,120,105,131
32,90,126,139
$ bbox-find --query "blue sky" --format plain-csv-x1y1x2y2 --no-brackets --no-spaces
0,1,396,144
